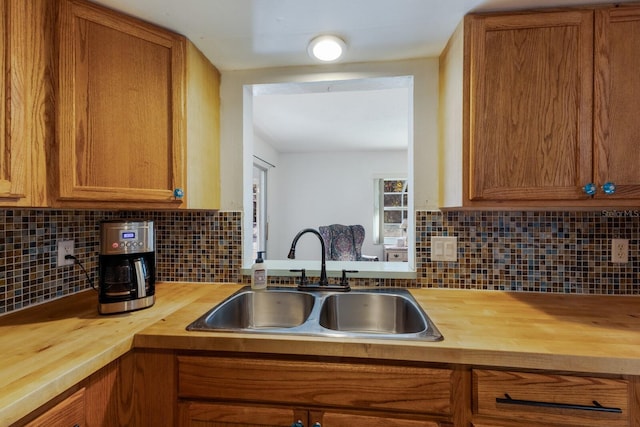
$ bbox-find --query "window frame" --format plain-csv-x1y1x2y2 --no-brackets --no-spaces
374,177,408,245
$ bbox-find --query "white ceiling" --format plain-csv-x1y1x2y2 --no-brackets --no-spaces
252,77,411,153
90,0,629,71
91,0,634,153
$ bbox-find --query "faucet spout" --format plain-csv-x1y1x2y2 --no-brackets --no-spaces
287,228,328,286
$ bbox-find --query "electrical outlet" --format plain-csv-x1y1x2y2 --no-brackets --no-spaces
611,238,629,263
57,240,75,267
431,236,457,261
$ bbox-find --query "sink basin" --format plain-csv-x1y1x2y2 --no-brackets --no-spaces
319,292,427,334
187,287,442,341
187,289,315,331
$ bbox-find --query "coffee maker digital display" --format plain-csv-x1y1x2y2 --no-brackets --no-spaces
99,220,156,314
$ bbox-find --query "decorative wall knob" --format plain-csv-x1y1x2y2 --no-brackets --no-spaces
582,183,596,196
173,188,184,199
602,181,616,195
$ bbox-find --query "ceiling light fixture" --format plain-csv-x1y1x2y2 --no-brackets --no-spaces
308,35,346,62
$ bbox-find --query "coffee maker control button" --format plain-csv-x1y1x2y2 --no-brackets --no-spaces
112,242,119,249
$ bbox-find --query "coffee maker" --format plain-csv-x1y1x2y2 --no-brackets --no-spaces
98,220,156,314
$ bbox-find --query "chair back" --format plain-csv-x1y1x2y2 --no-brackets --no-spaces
318,224,365,261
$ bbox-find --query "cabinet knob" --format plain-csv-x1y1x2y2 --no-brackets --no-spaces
291,421,304,427
602,181,616,195
173,188,184,199
582,183,596,196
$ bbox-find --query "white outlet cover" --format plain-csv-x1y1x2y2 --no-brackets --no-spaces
611,238,629,263
57,240,75,267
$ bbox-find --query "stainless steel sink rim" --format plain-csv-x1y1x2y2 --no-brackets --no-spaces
186,286,443,341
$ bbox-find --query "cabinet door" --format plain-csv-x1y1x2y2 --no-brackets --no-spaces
24,388,85,427
1,0,51,206
594,6,640,200
311,410,442,426
0,0,25,204
467,11,593,201
57,0,185,206
178,401,306,427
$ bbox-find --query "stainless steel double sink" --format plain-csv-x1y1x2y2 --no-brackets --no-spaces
186,286,443,341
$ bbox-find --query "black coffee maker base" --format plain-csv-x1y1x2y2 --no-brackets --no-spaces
99,294,155,315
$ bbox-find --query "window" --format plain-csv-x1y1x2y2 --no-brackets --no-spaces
374,178,408,244
252,164,268,261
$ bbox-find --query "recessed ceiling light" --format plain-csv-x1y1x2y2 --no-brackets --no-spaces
308,35,346,62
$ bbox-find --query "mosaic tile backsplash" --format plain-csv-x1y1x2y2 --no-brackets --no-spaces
418,210,640,294
1,209,639,315
0,210,242,314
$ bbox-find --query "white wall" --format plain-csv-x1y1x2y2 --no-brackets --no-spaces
271,150,407,260
219,58,439,266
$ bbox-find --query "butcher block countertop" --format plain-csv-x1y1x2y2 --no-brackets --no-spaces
3,282,640,425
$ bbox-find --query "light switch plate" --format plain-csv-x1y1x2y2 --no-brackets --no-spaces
431,236,457,261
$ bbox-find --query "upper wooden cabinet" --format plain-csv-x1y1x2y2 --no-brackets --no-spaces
469,10,594,203
440,5,640,208
0,0,52,207
55,0,219,209
593,6,640,201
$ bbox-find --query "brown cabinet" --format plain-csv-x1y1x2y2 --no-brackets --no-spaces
176,355,457,426
440,5,640,208
310,411,443,426
178,402,307,427
24,388,85,427
17,350,640,427
55,0,219,209
593,6,640,201
0,0,52,207
472,369,630,427
467,10,593,203
178,402,443,427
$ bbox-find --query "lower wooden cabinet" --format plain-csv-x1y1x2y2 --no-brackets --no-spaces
24,388,85,427
179,402,446,427
311,410,443,426
18,351,639,427
176,355,458,426
178,401,306,426
472,369,631,427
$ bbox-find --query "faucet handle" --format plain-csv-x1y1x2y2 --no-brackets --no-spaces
290,269,309,287
340,269,358,286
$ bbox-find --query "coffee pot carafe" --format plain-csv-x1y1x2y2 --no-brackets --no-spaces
98,220,156,314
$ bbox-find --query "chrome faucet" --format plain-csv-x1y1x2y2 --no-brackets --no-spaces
288,228,351,291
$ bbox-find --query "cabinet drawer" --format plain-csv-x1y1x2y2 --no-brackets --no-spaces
386,250,408,262
473,369,629,426
178,356,453,416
